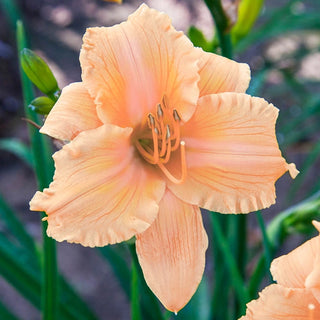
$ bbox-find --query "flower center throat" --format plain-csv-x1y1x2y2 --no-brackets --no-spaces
135,96,187,184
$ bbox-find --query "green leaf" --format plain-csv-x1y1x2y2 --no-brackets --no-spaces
235,2,320,53
209,213,249,315
0,138,34,168
0,232,98,320
0,233,42,308
288,140,320,200
187,26,213,52
98,245,131,298
0,193,38,255
0,0,21,31
174,277,210,320
20,48,59,98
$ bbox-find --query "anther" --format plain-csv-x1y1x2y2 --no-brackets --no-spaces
157,104,163,118
162,95,169,109
154,127,159,135
148,113,155,127
173,109,181,122
166,125,171,140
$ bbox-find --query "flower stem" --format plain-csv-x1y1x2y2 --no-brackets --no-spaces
130,249,142,320
209,214,230,320
203,0,233,58
17,21,58,320
256,211,273,282
128,243,164,320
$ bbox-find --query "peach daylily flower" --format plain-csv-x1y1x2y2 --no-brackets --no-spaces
30,4,298,312
240,221,320,320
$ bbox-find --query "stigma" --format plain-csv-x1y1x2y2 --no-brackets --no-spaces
135,96,187,184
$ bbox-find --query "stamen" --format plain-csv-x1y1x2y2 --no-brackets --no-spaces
157,141,187,184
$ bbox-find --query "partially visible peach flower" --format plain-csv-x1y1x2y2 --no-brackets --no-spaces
103,0,122,3
30,4,298,312
240,221,320,320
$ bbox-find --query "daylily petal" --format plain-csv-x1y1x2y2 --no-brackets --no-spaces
270,234,320,289
169,92,298,213
240,284,320,320
197,49,251,97
80,4,200,128
30,124,165,247
136,189,208,313
40,82,102,141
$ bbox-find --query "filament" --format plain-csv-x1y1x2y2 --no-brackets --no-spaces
157,141,187,184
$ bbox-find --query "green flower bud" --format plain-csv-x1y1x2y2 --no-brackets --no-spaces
29,96,55,115
231,0,264,44
20,48,59,96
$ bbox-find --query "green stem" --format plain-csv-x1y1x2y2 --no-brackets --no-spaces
256,212,273,282
203,0,233,58
130,246,142,320
209,214,229,320
17,21,58,320
128,243,164,320
209,213,249,316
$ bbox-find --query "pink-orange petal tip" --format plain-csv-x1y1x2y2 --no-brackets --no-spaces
312,220,320,233
287,163,299,179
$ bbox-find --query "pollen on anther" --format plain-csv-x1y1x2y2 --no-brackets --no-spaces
173,109,181,121
166,125,171,139
157,104,163,118
148,113,155,127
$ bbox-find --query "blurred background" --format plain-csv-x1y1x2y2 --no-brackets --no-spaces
0,0,319,319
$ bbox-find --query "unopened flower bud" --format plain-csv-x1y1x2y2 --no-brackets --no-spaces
29,96,55,115
20,48,59,96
